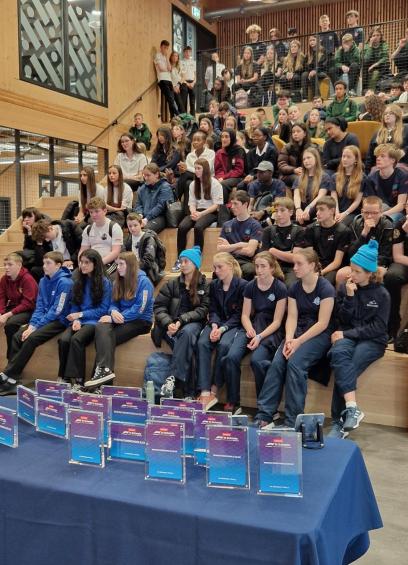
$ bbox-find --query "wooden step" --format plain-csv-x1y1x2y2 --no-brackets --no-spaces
39,196,73,210
4,232,24,243
160,227,220,271
0,332,406,428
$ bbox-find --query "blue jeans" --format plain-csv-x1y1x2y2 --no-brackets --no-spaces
164,322,203,386
250,337,280,397
257,333,331,426
197,326,248,404
329,338,385,420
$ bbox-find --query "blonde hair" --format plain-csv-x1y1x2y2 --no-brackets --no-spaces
374,143,405,163
246,112,263,134
296,147,323,203
283,40,304,73
336,145,364,201
213,252,242,278
246,24,262,35
254,251,284,281
4,252,23,264
377,104,404,146
294,248,322,274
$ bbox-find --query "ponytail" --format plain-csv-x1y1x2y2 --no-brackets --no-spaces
213,252,242,278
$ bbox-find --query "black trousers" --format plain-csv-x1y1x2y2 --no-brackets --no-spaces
58,324,96,383
177,212,218,255
158,80,179,118
180,83,196,115
220,178,242,203
3,312,32,360
174,90,185,114
4,321,66,380
384,263,408,337
145,215,167,234
176,171,194,215
93,319,152,371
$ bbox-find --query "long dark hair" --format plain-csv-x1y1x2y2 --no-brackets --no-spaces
194,158,212,200
80,166,97,214
154,127,176,161
73,249,105,306
107,164,124,208
21,207,43,233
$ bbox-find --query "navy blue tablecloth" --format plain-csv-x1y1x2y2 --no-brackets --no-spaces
0,398,382,565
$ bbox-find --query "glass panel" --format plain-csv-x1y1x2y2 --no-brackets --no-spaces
173,11,184,55
19,131,51,208
0,127,17,229
53,139,80,197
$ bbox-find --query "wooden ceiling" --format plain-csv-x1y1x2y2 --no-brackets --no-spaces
202,0,312,11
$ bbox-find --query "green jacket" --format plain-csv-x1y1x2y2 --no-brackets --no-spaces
363,42,389,70
326,95,358,122
129,123,152,150
334,44,360,69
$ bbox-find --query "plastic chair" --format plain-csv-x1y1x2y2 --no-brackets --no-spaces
272,135,286,151
347,121,381,159
311,137,325,147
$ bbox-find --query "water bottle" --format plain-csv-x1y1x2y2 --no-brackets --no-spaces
145,380,155,405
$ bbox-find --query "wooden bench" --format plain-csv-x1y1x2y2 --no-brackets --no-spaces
0,332,407,428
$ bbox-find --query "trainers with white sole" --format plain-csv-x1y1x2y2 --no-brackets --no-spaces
84,366,115,388
342,406,364,431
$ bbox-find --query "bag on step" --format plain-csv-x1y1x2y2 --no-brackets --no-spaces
143,352,173,394
394,327,408,354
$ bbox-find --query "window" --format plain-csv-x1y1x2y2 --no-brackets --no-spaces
19,0,106,105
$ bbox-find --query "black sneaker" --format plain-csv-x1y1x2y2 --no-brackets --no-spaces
0,379,17,396
84,366,115,388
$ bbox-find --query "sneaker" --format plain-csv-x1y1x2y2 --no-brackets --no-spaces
198,393,218,411
272,411,281,422
160,376,175,398
327,420,349,439
0,379,17,396
71,383,84,392
223,403,242,415
84,366,115,388
171,259,181,273
0,372,8,384
342,406,364,431
253,418,272,429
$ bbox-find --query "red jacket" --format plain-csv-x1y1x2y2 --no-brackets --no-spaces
0,267,38,315
214,148,245,180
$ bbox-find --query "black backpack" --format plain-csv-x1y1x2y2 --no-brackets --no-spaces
147,230,166,271
394,327,408,354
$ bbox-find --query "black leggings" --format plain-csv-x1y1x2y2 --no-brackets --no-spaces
177,212,218,255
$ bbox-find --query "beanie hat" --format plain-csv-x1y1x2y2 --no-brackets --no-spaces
350,239,379,272
179,246,202,269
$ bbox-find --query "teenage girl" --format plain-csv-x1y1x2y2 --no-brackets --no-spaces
104,165,133,227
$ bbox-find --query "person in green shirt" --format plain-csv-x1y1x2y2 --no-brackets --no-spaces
326,80,358,122
334,34,361,96
362,27,390,93
129,113,152,151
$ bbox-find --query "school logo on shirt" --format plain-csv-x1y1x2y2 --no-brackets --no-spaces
286,234,292,240
267,293,276,302
327,234,334,241
393,228,400,239
366,300,379,308
225,227,232,233
313,297,321,306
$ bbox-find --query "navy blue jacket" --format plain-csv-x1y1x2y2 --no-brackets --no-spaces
70,277,112,325
208,276,247,330
134,178,174,221
336,283,390,346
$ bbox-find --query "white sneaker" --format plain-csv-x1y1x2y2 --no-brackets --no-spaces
160,376,175,398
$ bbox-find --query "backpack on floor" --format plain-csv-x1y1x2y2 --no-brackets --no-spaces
394,327,408,354
143,352,173,394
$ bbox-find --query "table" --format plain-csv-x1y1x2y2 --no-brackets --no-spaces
0,398,382,565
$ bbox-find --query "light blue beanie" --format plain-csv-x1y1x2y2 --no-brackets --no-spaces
350,239,379,272
179,246,202,269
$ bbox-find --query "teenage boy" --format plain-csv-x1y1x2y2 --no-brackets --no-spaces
123,213,165,285
154,40,179,118
247,162,286,219
0,253,38,360
288,105,301,125
271,91,291,121
217,190,263,280
303,96,327,122
79,197,123,272
384,200,408,340
245,24,266,64
295,196,351,284
204,52,225,91
129,113,152,151
365,144,408,222
0,251,73,395
336,196,393,285
318,14,340,87
31,219,82,270
334,35,361,96
342,10,364,49
391,28,408,78
180,46,197,115
261,197,304,286
326,80,358,122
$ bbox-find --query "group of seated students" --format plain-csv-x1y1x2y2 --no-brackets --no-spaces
202,12,408,108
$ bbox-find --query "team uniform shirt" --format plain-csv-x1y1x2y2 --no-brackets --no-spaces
244,278,287,335
109,270,154,323
288,276,336,337
154,52,172,81
188,178,223,210
366,168,408,208
292,173,334,207
261,224,304,270
341,26,364,44
319,30,340,56
51,224,70,261
392,219,408,255
334,173,368,212
181,58,196,81
297,221,351,268
114,152,148,178
81,218,123,259
220,217,263,260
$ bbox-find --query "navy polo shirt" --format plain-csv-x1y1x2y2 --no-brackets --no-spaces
288,276,336,337
220,217,263,259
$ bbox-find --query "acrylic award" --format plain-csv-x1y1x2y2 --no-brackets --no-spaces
145,420,185,483
68,409,104,467
100,385,142,398
206,425,250,490
62,389,83,408
150,415,194,457
257,429,303,497
193,411,232,466
35,379,70,400
35,397,67,438
108,421,146,462
0,406,18,448
161,397,203,411
111,396,148,424
79,393,111,445
17,385,37,426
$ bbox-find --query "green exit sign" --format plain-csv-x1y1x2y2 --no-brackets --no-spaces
191,6,201,20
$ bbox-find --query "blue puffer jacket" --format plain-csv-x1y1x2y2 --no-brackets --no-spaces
109,270,154,323
70,277,112,325
134,178,174,221
30,267,73,328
